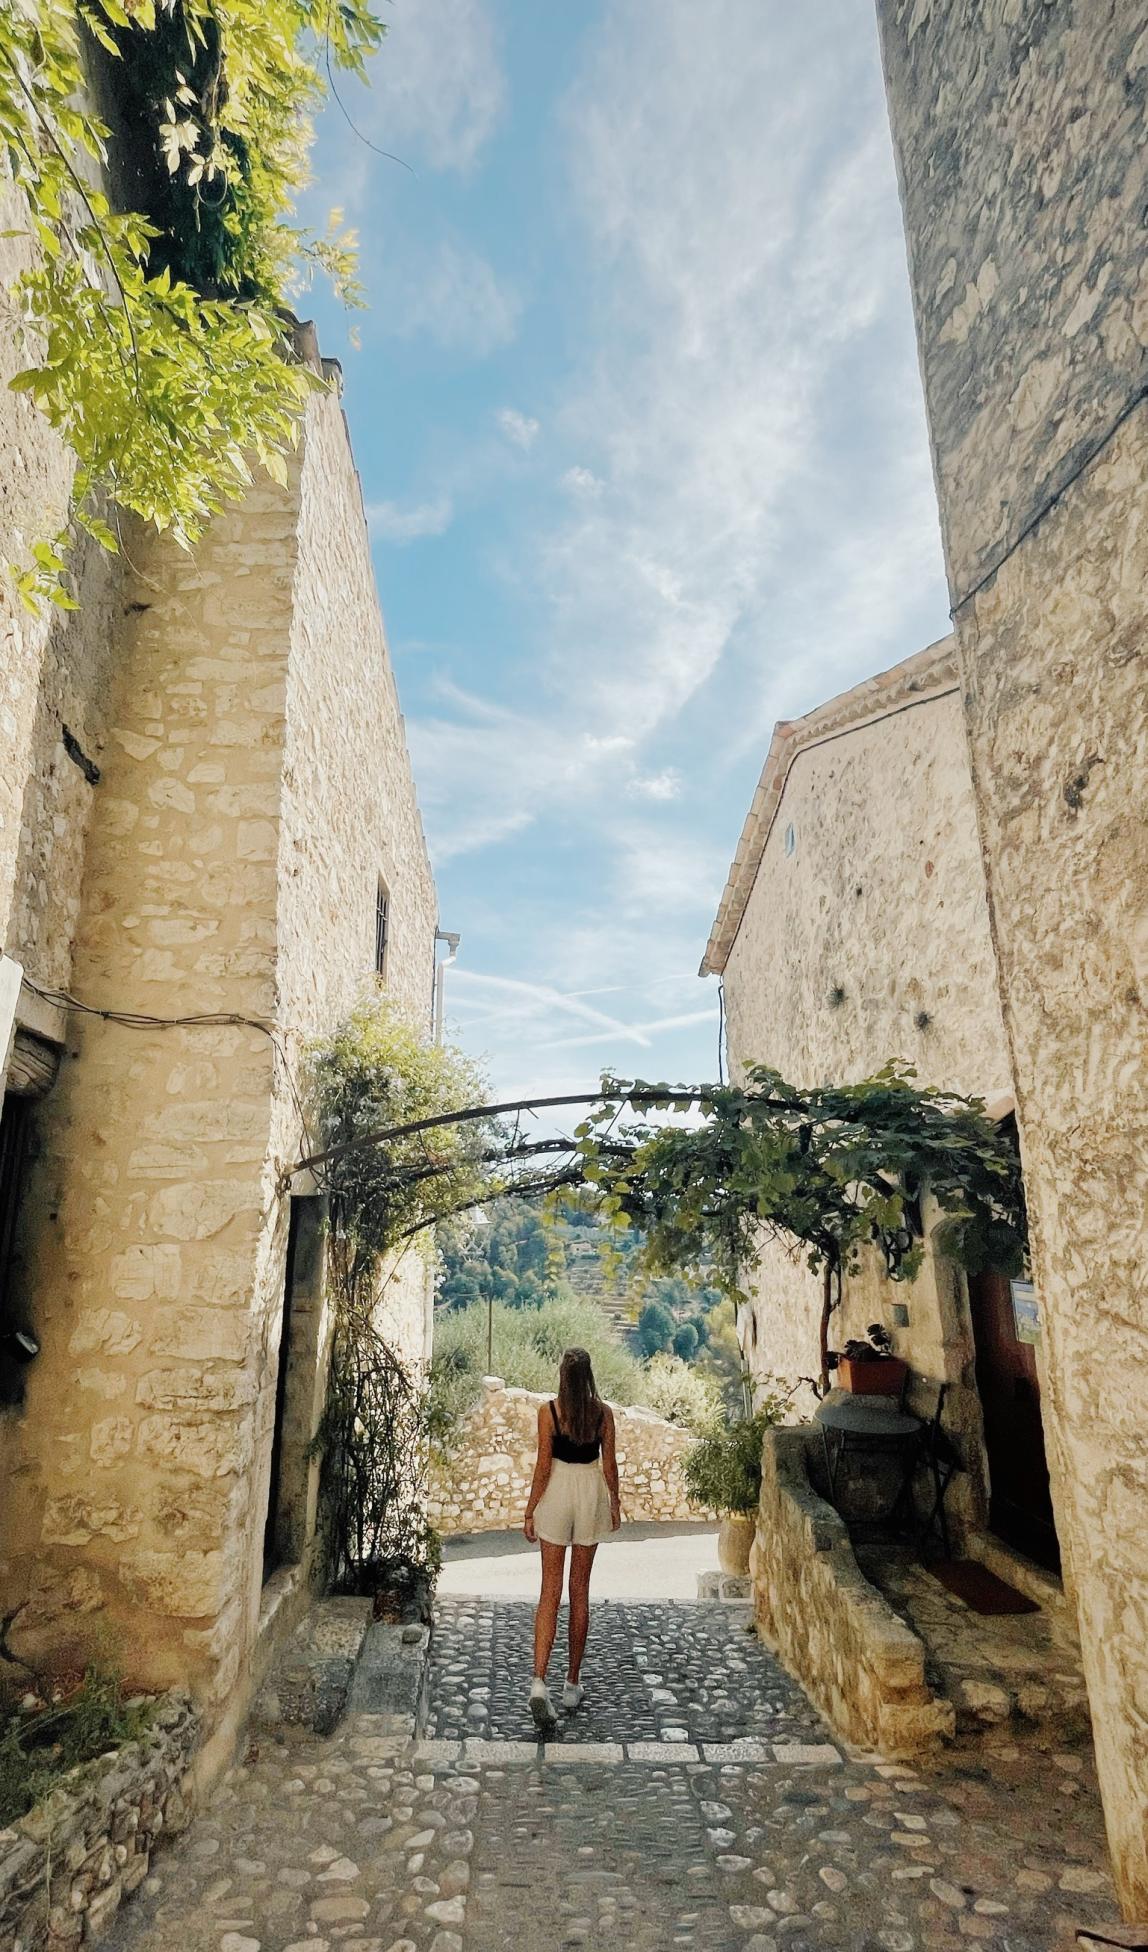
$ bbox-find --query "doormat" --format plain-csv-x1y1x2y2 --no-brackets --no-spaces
928,1559,1040,1614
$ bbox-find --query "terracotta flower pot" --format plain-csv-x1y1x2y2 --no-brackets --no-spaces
718,1511,755,1576
837,1355,908,1397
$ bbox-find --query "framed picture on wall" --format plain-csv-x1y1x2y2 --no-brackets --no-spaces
1009,1279,1040,1346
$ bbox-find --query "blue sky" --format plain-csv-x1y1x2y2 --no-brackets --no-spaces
301,0,951,1102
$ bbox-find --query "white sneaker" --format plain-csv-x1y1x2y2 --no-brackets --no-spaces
562,1681,584,1712
529,1679,557,1730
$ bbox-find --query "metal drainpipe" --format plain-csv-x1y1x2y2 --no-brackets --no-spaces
433,930,460,1045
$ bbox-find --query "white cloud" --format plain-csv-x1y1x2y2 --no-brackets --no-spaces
561,465,604,497
385,241,520,355
515,0,945,746
449,969,653,1044
433,809,534,863
536,1007,719,1053
626,769,681,802
366,0,504,174
367,494,453,543
497,408,540,449
398,1,950,1104
408,685,636,863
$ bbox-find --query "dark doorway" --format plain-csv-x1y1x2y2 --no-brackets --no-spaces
263,1199,303,1581
262,1195,327,1582
967,1267,1060,1573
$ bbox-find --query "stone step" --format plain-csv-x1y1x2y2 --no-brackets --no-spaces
251,1598,373,1737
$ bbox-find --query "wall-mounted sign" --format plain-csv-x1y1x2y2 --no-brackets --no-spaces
1010,1279,1040,1346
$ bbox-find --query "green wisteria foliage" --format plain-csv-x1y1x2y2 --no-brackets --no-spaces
1,0,382,610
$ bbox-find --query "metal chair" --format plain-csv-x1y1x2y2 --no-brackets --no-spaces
913,1381,963,1557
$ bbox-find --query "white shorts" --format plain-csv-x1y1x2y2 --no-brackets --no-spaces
534,1459,614,1547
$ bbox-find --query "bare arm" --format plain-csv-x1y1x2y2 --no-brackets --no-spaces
524,1403,554,1541
601,1406,621,1529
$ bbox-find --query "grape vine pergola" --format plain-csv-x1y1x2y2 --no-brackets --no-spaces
295,1062,1026,1397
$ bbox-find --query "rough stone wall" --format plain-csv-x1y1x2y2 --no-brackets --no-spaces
877,0,1148,1912
750,1427,953,1754
0,1692,198,1952
0,467,301,1712
427,1380,708,1534
0,376,437,1734
875,0,1148,605
0,211,126,1005
721,669,1009,1105
0,207,81,954
274,375,438,1374
720,662,1008,1530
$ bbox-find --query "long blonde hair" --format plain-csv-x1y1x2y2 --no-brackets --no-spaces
555,1346,604,1446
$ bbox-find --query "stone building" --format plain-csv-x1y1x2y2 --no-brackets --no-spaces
0,228,439,1771
700,637,1056,1558
875,0,1148,1915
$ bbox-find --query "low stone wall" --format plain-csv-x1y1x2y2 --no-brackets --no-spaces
750,1427,953,1754
428,1379,708,1535
0,1691,198,1952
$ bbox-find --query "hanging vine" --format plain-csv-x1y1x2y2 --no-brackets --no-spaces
307,995,499,1594
1,0,380,611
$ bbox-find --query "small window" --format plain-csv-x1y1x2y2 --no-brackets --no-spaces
783,822,796,858
374,878,390,977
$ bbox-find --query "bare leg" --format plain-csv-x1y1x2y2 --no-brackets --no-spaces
567,1544,597,1683
534,1541,567,1679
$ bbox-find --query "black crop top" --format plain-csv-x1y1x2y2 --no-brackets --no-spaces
549,1400,603,1463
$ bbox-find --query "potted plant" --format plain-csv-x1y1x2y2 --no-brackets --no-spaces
834,1323,908,1398
684,1410,775,1574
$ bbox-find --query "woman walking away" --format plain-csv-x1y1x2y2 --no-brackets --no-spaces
523,1346,621,1730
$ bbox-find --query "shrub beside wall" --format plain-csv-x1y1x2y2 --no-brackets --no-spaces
0,1691,198,1952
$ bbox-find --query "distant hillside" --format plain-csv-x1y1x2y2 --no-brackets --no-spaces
549,1219,644,1348
434,1199,741,1403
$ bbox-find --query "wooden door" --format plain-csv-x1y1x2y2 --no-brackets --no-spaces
967,1270,1060,1572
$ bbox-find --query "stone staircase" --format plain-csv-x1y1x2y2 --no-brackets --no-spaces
855,1542,1093,1740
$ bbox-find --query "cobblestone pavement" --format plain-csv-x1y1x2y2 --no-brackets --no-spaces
109,1597,1119,1952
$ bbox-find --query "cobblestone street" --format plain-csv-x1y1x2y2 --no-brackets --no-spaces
108,1599,1119,1952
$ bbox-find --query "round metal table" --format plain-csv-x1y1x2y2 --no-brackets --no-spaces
814,1388,923,1520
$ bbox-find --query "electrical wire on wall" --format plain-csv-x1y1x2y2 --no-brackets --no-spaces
717,976,726,1086
21,974,313,1151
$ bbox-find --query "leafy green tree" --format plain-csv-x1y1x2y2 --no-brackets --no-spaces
672,1321,700,1361
306,991,494,1590
695,1298,749,1417
300,1061,1026,1400
637,1299,675,1357
1,0,385,609
435,1197,571,1314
